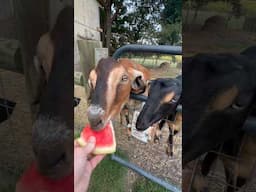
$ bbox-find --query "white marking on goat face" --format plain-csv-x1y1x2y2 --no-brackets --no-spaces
105,65,131,120
87,105,105,116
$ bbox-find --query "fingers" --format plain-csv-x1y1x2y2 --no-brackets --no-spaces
74,136,96,159
83,136,96,155
88,155,105,170
74,139,80,147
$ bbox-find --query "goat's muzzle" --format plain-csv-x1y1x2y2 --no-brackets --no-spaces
32,116,73,179
87,105,106,130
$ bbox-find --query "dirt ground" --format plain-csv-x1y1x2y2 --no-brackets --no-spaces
74,65,182,190
0,69,34,189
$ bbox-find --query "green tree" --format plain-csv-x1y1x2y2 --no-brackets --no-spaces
98,0,163,53
158,0,182,45
97,0,126,50
111,0,163,52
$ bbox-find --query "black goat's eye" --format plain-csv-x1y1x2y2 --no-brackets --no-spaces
121,75,128,82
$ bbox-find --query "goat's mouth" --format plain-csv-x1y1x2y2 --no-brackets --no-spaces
89,117,112,131
136,120,154,131
136,116,161,131
36,160,72,179
90,119,105,131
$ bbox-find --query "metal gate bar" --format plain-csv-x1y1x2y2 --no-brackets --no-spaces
112,44,182,192
111,155,180,192
113,44,182,58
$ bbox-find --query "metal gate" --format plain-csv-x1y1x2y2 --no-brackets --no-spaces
111,44,182,192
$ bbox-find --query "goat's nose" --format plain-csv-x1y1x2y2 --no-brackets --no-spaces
87,105,105,130
136,120,147,131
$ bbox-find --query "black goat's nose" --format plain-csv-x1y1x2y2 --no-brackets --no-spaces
136,121,147,131
87,105,105,130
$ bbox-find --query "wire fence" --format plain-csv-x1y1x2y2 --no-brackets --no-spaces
184,122,256,192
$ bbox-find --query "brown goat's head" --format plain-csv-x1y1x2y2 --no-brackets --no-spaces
32,6,74,179
88,58,150,130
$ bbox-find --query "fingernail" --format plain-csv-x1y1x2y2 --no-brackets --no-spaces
88,136,96,143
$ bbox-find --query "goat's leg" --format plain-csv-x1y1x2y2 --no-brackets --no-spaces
121,104,131,140
166,126,174,157
126,113,131,140
120,105,128,125
153,120,165,143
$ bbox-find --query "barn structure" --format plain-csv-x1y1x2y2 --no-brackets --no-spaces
74,0,108,90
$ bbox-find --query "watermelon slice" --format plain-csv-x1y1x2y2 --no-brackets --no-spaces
16,162,73,192
77,121,116,155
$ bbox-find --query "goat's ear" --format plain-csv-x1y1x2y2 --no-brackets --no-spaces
119,58,151,94
88,69,97,87
131,74,148,94
87,69,96,101
130,67,150,94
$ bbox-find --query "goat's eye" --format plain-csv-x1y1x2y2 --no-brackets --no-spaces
121,75,128,82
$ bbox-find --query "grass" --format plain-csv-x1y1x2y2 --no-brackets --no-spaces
205,0,256,17
131,56,181,68
88,149,128,192
74,129,81,139
193,0,256,17
87,149,175,192
205,1,232,13
184,0,256,30
241,0,256,16
132,176,170,192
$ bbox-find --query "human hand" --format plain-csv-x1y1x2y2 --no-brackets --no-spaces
74,136,105,192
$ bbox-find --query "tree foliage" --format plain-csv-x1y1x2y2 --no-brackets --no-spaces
111,0,163,52
98,0,182,51
158,0,182,45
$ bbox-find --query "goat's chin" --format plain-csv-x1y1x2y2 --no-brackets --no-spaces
136,120,159,131
90,123,104,131
32,115,73,179
136,121,149,131
36,160,73,180
90,119,112,131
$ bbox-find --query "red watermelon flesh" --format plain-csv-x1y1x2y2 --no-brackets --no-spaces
77,121,116,154
16,162,73,192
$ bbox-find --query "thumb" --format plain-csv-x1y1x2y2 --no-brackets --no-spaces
83,136,96,155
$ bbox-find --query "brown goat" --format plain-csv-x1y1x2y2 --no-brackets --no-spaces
87,58,151,131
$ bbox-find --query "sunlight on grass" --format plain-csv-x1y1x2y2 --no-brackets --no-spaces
205,1,231,13
241,0,256,16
